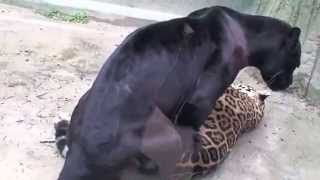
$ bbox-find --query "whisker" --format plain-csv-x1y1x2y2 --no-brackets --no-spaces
267,70,283,84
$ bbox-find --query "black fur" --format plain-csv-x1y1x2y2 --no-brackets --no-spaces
57,6,301,180
55,119,159,173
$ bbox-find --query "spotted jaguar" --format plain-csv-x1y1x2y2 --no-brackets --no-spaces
174,84,270,178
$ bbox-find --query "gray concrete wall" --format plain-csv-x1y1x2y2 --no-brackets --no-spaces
94,0,258,15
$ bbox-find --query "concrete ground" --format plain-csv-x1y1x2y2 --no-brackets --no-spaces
0,4,319,180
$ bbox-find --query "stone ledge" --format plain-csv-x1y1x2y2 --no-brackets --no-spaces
1,0,181,26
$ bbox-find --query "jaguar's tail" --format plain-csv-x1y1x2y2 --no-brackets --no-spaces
54,120,70,158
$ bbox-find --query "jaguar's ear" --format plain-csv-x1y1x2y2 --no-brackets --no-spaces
285,27,301,49
289,27,301,39
257,90,271,101
259,94,269,101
